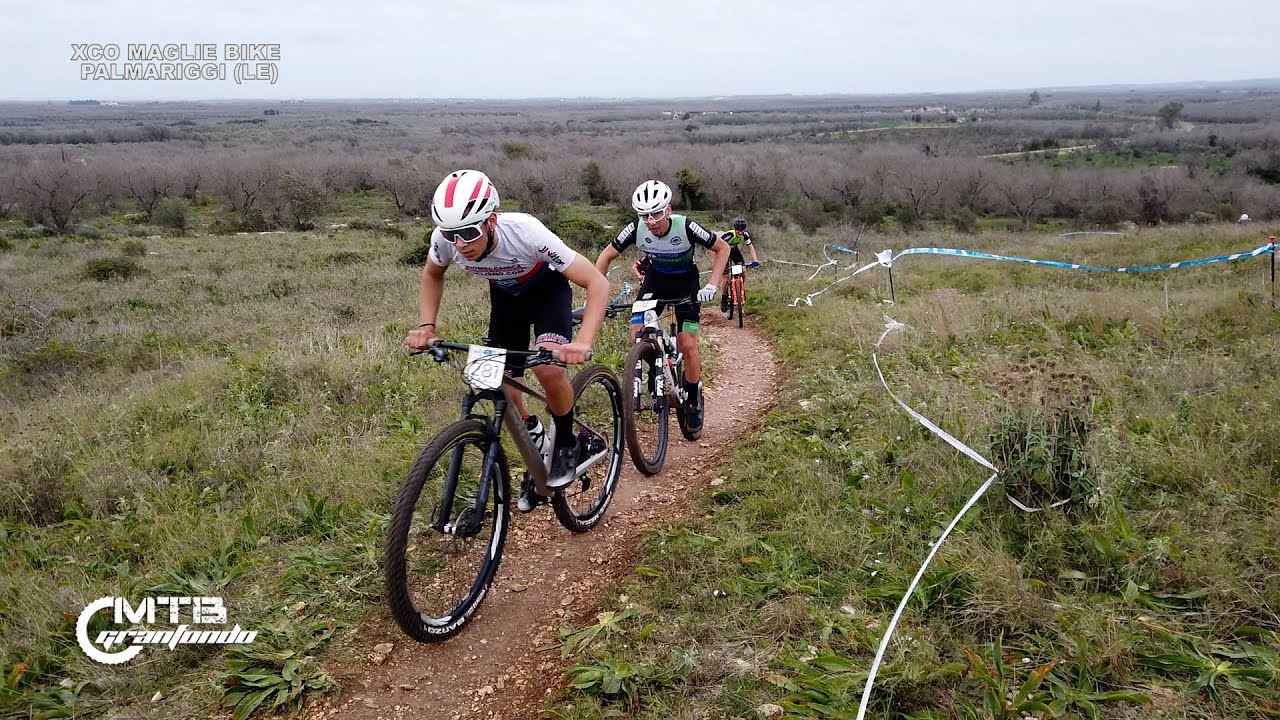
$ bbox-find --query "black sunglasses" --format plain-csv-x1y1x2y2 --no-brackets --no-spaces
444,223,485,244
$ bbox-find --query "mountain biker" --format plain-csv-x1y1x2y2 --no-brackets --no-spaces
717,216,761,313
405,169,610,512
593,179,730,432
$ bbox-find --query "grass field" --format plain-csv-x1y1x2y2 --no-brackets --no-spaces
3,213,1280,719
545,224,1280,719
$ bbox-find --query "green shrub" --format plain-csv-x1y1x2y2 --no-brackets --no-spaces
1085,199,1128,228
321,251,364,266
82,256,145,281
500,140,540,160
989,399,1095,509
788,197,825,236
279,170,337,230
582,161,611,205
399,242,431,267
120,239,147,257
153,197,190,234
0,236,10,252
951,208,979,234
548,206,612,254
675,168,708,210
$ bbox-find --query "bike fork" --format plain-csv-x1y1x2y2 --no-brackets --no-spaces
435,392,503,537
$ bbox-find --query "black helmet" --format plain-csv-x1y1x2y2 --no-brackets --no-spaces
732,216,747,230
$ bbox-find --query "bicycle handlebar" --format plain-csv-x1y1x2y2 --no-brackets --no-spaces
411,340,591,364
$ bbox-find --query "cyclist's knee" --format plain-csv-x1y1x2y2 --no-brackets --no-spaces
676,332,698,354
531,362,565,386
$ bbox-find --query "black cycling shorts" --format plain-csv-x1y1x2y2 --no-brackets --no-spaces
635,266,701,335
484,272,573,377
726,246,746,267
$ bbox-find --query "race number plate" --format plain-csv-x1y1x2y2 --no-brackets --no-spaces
730,264,744,275
631,299,659,312
463,345,507,390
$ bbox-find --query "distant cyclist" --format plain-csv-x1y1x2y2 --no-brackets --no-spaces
594,180,730,432
718,216,760,313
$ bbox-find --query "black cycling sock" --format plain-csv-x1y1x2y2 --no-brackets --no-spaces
552,410,575,447
683,377,700,403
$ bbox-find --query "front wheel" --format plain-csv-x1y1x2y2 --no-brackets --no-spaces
622,340,669,475
735,277,746,329
385,419,510,643
552,364,625,533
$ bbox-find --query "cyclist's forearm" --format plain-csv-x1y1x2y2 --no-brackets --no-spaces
750,246,760,262
594,245,620,277
575,275,610,346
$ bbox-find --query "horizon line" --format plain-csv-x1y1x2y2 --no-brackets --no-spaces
2,76,1278,104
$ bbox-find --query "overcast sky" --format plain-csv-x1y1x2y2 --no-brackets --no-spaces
2,0,1276,101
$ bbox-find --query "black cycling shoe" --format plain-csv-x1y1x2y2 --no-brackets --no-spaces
719,293,730,314
683,394,704,432
547,439,581,490
517,476,548,513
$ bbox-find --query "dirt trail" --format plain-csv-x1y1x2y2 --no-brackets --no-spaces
302,313,779,720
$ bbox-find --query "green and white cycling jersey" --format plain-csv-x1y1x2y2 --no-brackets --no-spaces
610,214,718,275
720,229,753,247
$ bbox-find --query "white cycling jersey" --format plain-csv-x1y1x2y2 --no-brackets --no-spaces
428,212,576,295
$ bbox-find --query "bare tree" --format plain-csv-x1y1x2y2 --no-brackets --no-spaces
494,157,576,218
376,159,434,217
12,156,95,234
214,157,278,228
995,168,1055,229
121,164,177,219
949,162,990,213
889,162,945,218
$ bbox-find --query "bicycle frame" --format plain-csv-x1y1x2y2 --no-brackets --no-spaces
426,342,613,533
731,264,745,299
630,298,691,407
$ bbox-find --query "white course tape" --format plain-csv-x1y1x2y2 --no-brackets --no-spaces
856,317,1001,720
1005,495,1072,513
788,250,893,307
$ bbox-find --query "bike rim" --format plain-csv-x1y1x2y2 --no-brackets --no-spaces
559,371,623,519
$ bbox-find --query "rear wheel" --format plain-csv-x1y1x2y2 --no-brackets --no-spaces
552,364,625,532
622,339,669,475
385,420,509,643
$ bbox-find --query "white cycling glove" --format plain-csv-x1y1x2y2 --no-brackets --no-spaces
696,283,718,303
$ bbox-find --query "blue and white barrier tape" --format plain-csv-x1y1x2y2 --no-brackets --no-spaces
790,241,1276,307
894,240,1274,273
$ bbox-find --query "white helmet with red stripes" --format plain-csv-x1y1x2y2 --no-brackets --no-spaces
431,169,500,229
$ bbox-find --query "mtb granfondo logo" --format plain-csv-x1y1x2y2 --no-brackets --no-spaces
76,596,257,664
